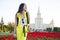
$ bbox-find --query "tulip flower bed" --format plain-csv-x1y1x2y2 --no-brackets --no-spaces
0,33,14,40
27,32,60,40
0,32,60,40
0,35,14,40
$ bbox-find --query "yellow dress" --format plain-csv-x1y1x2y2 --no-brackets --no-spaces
16,12,29,40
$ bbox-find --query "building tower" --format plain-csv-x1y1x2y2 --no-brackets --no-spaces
1,17,4,32
35,7,43,30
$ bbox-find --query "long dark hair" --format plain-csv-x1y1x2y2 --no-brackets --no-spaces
17,3,25,13
16,3,29,25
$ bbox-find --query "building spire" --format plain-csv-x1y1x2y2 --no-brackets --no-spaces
1,17,4,24
37,7,41,18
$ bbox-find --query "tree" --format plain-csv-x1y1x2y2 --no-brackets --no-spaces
7,22,14,33
46,28,52,32
53,27,60,32
3,25,8,32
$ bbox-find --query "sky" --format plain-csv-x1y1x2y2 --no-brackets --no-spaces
0,0,60,27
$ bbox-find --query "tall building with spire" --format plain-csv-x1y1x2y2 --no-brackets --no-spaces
30,7,54,31
1,17,4,24
35,8,43,30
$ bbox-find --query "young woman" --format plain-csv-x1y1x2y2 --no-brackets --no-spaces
14,3,30,40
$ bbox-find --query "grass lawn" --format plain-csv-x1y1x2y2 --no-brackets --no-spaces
0,32,13,37
29,37,60,40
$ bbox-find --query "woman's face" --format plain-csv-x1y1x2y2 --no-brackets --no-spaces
23,4,27,11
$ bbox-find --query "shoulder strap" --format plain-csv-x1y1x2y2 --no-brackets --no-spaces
26,12,29,24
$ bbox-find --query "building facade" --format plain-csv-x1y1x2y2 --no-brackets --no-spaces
29,8,54,32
